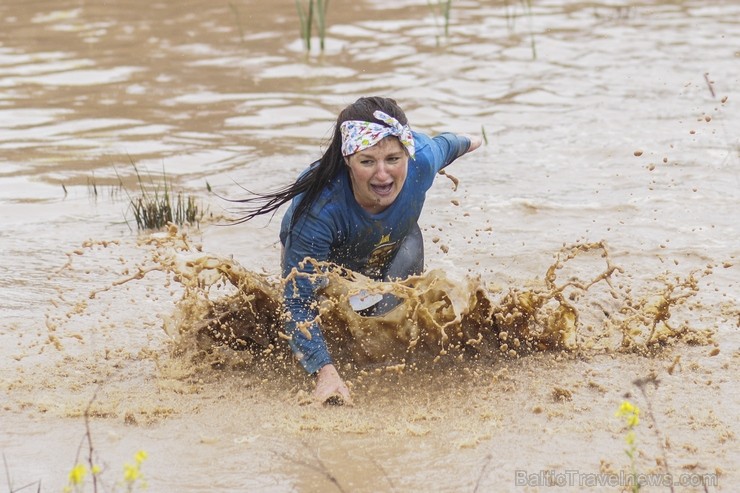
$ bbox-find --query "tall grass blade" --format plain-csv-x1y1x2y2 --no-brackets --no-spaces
427,0,453,42
87,173,98,199
228,1,245,43
296,0,331,53
295,0,311,51
443,0,452,37
307,0,314,51
523,0,537,60
316,0,329,51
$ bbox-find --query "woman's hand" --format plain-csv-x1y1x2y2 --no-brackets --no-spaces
314,364,353,406
464,134,484,154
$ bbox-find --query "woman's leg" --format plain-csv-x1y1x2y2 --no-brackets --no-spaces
384,222,424,281
357,223,424,316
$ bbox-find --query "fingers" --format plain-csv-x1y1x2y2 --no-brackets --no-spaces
335,382,353,406
323,388,353,407
314,380,353,406
324,395,345,406
313,364,354,406
467,135,483,153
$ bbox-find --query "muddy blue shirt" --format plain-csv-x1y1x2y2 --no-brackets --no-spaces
280,131,471,374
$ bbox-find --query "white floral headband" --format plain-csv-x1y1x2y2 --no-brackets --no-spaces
340,110,415,159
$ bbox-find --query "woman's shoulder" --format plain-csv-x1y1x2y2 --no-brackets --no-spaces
281,169,348,223
411,130,453,163
305,171,352,220
411,130,433,152
410,130,442,168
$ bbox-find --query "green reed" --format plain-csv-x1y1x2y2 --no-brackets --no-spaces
427,0,453,40
504,0,537,60
87,173,98,199
126,164,204,231
85,173,125,201
295,0,330,52
228,1,245,43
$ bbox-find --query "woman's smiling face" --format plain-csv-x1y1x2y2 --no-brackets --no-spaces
345,136,409,214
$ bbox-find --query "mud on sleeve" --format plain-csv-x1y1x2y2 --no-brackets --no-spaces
282,267,333,374
280,216,336,374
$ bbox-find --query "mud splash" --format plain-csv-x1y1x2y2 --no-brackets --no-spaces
54,224,714,377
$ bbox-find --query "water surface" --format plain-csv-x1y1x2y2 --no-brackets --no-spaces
1,1,738,491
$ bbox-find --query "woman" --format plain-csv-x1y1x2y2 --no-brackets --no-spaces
237,96,482,404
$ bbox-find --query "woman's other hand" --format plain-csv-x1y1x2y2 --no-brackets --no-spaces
464,134,484,153
314,364,353,406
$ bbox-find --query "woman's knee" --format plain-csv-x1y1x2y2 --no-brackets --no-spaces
384,223,424,281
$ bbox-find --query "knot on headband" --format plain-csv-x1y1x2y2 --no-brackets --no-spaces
340,110,415,158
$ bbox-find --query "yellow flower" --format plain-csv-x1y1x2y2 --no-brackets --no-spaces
92,465,102,475
134,450,148,464
615,400,635,417
615,400,640,427
123,463,140,482
68,464,87,485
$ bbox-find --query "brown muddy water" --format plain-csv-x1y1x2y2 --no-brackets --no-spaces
1,1,738,492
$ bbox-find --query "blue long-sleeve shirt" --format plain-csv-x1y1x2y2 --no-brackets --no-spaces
279,131,471,374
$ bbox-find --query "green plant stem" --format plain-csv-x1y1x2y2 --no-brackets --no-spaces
316,0,329,51
228,2,245,43
295,0,310,51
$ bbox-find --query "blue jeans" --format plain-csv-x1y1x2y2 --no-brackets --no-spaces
360,223,424,316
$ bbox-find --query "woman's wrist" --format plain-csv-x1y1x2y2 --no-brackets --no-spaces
316,363,337,377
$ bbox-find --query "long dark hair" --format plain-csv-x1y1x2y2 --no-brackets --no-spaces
232,96,409,229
